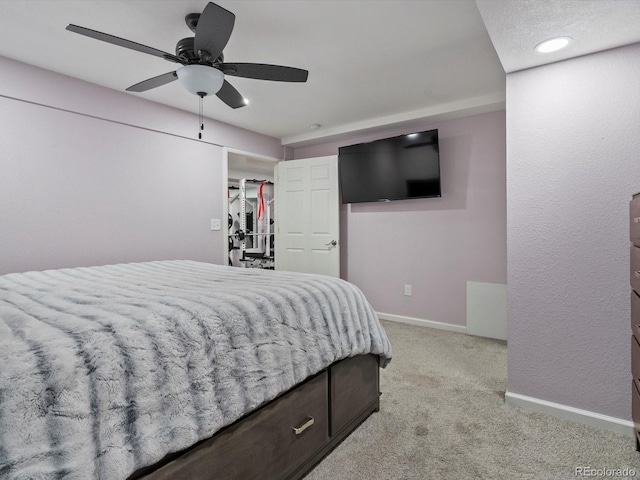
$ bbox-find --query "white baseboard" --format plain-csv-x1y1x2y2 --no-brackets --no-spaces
505,391,634,437
376,312,467,334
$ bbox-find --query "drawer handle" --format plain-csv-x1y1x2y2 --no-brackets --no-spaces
292,417,315,435
635,217,640,223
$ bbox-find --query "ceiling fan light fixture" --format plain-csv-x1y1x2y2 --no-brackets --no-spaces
535,36,572,53
177,64,224,96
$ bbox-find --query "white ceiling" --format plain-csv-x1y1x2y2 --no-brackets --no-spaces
476,0,640,73
0,1,638,147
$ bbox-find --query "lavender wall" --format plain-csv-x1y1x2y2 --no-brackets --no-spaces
0,57,282,157
0,56,283,274
293,110,507,326
507,43,640,420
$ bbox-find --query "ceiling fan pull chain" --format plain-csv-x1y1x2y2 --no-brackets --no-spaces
198,93,205,139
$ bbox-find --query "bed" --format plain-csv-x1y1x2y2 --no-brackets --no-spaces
0,260,392,479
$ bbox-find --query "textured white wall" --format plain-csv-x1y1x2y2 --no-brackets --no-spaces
507,43,640,419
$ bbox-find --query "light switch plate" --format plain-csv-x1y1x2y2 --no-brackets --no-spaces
210,218,221,231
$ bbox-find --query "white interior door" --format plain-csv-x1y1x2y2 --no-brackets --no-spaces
275,155,340,277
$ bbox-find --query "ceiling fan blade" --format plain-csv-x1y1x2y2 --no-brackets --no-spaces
220,63,308,82
216,80,246,109
66,24,183,64
194,2,235,62
126,71,178,92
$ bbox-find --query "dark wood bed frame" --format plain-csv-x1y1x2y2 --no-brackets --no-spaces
128,354,380,480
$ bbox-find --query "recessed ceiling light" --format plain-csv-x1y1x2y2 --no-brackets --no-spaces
535,36,572,53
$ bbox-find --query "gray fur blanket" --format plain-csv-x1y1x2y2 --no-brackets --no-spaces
0,260,391,479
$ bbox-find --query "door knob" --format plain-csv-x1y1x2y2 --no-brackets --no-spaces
325,240,337,247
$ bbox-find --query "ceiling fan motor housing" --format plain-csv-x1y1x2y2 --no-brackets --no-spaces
176,37,198,62
176,37,224,65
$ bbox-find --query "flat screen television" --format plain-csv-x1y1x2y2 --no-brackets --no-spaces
338,129,441,204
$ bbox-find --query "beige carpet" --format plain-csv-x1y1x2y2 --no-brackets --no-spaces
305,320,640,480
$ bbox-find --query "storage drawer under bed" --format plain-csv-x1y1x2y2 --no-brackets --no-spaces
144,371,329,480
330,354,380,435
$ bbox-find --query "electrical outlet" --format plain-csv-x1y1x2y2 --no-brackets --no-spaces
210,218,221,231
404,284,412,296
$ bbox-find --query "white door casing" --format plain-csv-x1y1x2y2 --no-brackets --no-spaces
275,155,340,277
222,148,279,266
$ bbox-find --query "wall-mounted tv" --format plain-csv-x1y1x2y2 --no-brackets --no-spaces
338,129,441,204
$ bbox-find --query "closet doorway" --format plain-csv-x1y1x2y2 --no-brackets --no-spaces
223,148,279,269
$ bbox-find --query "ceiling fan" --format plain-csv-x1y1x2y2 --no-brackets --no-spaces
65,2,309,109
